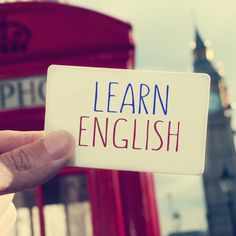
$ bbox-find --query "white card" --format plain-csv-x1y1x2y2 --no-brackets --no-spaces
45,65,210,175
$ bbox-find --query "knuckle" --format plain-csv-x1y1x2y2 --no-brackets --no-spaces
8,148,34,172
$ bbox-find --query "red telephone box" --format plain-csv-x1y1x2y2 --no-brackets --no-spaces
0,2,161,236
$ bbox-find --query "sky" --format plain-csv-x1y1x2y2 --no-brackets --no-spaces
68,0,236,235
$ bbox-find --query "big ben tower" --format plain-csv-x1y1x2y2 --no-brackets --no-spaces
192,29,236,236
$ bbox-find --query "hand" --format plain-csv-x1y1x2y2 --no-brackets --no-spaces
0,130,75,235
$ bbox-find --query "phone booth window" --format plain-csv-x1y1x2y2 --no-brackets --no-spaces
12,189,39,236
41,174,92,236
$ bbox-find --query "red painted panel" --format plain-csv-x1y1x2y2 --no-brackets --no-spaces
88,170,126,236
0,2,134,78
35,186,46,236
140,173,162,236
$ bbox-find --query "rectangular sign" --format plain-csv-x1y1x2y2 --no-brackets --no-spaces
45,65,210,175
0,76,46,111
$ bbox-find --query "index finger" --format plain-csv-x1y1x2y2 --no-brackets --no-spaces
0,131,44,153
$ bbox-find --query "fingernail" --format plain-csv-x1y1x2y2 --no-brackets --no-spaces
43,131,72,159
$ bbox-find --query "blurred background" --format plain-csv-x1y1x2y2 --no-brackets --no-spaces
1,1,236,236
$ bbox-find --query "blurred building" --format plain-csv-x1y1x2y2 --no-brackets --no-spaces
169,231,208,236
192,30,236,236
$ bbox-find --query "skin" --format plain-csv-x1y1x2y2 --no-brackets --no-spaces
0,130,75,235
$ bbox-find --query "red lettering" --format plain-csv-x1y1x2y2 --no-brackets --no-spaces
113,118,128,149
152,120,163,151
167,121,180,152
92,117,108,147
145,120,150,150
132,119,142,150
78,116,90,147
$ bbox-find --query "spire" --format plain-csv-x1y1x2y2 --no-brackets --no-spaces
193,28,207,60
192,28,231,111
192,28,221,82
195,29,206,51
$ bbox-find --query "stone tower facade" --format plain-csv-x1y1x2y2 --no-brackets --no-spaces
193,29,236,236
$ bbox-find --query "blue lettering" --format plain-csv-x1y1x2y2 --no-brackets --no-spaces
94,81,103,112
138,83,150,114
120,83,135,113
107,82,118,113
153,85,169,115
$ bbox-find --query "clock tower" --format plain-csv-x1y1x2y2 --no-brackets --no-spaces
192,29,236,236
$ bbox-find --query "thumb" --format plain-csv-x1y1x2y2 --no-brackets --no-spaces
0,130,75,195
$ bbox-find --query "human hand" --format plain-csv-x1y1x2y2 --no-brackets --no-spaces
0,130,75,235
